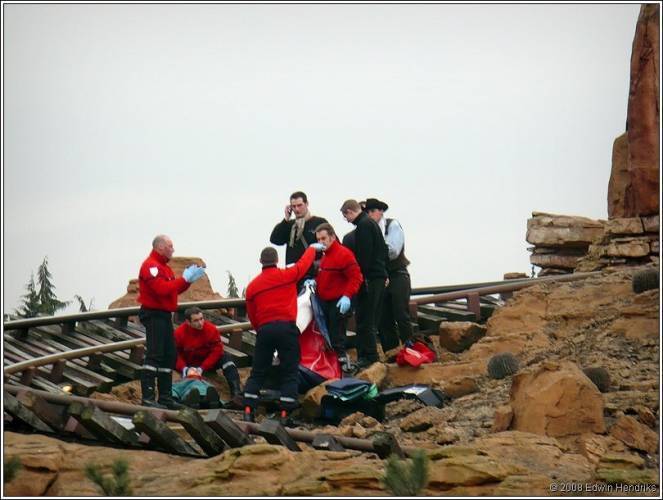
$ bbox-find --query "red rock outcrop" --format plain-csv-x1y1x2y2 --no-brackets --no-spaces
608,4,660,218
108,257,223,309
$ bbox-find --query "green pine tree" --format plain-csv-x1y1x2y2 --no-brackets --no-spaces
381,450,429,496
227,271,240,298
16,273,41,318
85,459,132,496
36,256,69,315
74,295,94,312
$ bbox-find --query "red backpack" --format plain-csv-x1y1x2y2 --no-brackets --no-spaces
395,339,436,367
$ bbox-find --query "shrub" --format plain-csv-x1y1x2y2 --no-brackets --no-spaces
632,268,659,294
487,352,520,379
382,450,429,496
85,459,132,496
583,367,611,393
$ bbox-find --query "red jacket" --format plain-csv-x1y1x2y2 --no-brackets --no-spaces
137,250,190,312
246,247,316,330
316,240,363,301
174,320,223,372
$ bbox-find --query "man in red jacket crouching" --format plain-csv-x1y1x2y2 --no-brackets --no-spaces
311,223,363,374
174,306,243,407
242,242,324,423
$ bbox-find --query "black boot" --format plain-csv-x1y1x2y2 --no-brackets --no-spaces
156,371,185,410
205,386,220,408
140,369,165,408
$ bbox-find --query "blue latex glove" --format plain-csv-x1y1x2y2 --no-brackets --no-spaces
310,242,326,251
336,295,351,314
303,279,316,289
183,265,206,283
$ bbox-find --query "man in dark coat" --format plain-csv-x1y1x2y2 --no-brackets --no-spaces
340,199,388,369
270,191,327,287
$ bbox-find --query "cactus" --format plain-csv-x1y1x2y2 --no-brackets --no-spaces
4,456,21,484
487,352,520,379
381,450,429,496
583,367,611,393
632,268,659,294
85,459,132,496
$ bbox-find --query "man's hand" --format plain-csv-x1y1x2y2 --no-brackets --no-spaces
284,205,293,221
310,242,326,252
183,265,206,283
337,296,351,314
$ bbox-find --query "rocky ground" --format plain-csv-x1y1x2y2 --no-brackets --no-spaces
4,265,659,496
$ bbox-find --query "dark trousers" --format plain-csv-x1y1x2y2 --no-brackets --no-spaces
209,352,241,390
139,308,176,401
378,269,413,352
243,321,300,410
139,308,176,369
319,298,348,357
355,278,386,362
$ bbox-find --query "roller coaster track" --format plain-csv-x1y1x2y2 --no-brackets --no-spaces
3,272,599,457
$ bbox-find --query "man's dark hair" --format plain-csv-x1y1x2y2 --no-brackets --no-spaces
184,306,203,321
315,222,336,238
290,191,308,203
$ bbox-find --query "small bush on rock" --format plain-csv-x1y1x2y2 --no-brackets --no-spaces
85,459,132,496
382,450,429,496
583,367,611,393
487,353,520,379
632,268,659,294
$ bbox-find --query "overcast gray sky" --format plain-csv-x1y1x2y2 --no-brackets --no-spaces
3,2,642,315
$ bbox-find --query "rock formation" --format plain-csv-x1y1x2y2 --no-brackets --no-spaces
608,4,660,218
108,257,224,309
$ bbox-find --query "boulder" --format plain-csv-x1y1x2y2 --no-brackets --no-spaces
356,362,387,388
510,361,605,437
438,322,486,353
605,217,644,235
526,213,605,248
491,405,513,433
608,133,631,218
399,406,446,433
609,415,659,454
441,376,479,399
641,214,659,233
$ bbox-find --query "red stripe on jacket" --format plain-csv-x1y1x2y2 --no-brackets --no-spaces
174,320,223,372
316,240,363,300
246,247,316,330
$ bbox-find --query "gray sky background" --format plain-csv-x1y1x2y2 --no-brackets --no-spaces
3,3,642,315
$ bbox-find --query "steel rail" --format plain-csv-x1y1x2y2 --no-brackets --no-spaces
2,298,247,331
3,322,253,376
410,277,535,296
411,271,600,305
3,385,414,455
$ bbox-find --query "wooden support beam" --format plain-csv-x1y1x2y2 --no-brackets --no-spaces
15,390,69,432
63,416,97,440
137,410,168,445
228,330,243,350
48,359,66,383
371,431,405,459
61,321,76,334
86,352,104,371
132,410,199,456
203,409,253,448
312,434,345,452
113,316,128,329
466,292,481,321
20,367,36,386
129,345,145,365
176,408,226,456
76,405,139,446
256,419,301,451
3,390,54,433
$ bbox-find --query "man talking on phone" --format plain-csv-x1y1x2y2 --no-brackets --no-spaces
270,191,328,289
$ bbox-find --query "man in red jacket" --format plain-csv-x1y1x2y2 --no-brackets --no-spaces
311,223,363,373
174,306,242,405
138,234,206,409
242,242,324,422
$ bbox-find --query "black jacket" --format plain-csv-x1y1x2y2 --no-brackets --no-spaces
352,212,388,280
270,215,328,265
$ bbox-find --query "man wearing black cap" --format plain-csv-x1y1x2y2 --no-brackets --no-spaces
364,198,413,351
340,199,388,369
242,241,325,423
